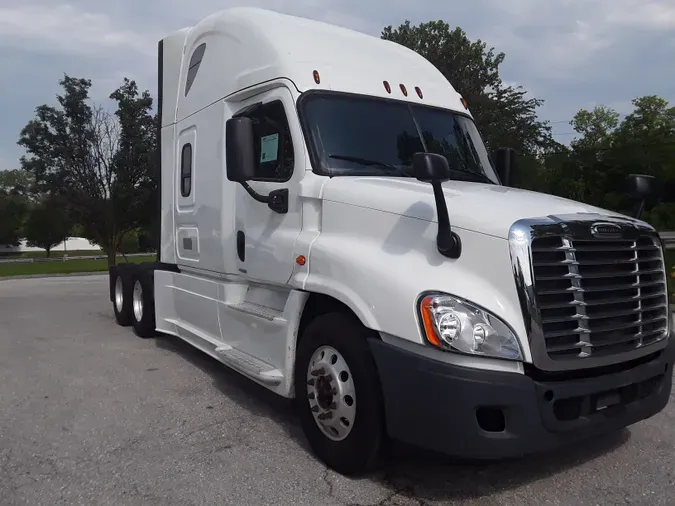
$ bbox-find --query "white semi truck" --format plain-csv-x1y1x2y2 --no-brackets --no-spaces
109,7,673,475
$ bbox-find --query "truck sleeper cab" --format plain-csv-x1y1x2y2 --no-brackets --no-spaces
109,7,674,476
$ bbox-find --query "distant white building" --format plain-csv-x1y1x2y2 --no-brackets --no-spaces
0,237,100,254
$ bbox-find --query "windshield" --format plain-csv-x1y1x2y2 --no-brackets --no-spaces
299,92,499,184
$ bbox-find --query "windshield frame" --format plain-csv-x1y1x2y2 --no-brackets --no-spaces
296,89,501,184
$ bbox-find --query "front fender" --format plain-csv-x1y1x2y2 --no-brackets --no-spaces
298,201,533,363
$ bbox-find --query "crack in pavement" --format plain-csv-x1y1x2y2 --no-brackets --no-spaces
321,467,434,506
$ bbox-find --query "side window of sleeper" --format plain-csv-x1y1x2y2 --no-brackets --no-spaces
248,101,294,181
181,143,192,197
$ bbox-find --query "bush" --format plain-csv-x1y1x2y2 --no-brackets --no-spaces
119,231,140,254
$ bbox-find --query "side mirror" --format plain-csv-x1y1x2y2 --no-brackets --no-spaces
412,152,451,182
225,117,256,182
493,147,517,187
224,116,289,215
626,174,656,200
411,152,461,259
626,174,656,220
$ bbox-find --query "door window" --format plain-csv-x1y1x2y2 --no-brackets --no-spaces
248,100,295,182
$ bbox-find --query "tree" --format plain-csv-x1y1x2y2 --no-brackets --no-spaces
0,168,35,200
0,195,27,248
17,75,157,266
531,96,675,229
381,20,557,156
23,196,71,257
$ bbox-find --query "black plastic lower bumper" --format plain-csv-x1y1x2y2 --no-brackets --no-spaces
369,338,674,460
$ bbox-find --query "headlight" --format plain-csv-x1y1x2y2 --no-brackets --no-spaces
418,293,523,361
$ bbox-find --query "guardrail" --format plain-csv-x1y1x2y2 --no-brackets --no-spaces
0,252,154,265
661,231,675,249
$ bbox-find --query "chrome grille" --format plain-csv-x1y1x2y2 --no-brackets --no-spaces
531,234,669,361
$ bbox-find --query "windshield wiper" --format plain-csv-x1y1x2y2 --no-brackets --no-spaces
329,154,492,183
449,167,495,184
328,154,412,177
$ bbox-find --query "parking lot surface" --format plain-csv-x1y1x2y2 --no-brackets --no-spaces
0,274,674,506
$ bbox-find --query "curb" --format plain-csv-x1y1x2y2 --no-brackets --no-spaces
0,272,105,281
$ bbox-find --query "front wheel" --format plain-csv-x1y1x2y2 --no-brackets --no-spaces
294,312,385,476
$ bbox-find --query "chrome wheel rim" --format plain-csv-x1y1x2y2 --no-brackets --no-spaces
132,280,143,322
114,276,124,313
306,345,356,441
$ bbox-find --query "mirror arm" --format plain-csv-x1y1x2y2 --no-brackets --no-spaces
240,182,288,214
635,200,646,220
241,182,269,203
431,181,462,259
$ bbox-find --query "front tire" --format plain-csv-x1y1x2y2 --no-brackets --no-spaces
294,312,385,476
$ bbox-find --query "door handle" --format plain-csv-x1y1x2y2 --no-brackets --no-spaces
237,231,245,262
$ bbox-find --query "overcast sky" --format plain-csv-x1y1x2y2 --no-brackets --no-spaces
1,0,674,171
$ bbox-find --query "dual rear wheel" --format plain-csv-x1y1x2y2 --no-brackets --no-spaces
110,265,156,338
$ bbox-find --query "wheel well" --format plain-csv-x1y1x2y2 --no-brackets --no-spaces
298,293,367,342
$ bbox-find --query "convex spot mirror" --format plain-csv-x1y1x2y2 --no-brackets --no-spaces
412,152,452,182
626,174,657,220
626,174,656,200
492,147,517,187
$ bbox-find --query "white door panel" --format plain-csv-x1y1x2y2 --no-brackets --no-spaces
233,86,305,285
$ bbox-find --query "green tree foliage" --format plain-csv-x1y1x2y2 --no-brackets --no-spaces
23,196,71,257
532,96,675,229
0,195,27,248
381,20,557,156
0,168,35,201
17,75,157,266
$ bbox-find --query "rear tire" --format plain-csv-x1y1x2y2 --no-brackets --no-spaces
131,269,157,338
111,267,133,327
294,312,385,476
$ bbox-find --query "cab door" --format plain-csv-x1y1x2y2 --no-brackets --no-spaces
233,86,305,285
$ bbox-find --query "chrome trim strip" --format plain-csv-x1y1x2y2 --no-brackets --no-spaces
508,213,669,372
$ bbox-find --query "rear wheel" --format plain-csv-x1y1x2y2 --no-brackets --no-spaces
131,270,157,338
112,268,132,326
295,312,385,476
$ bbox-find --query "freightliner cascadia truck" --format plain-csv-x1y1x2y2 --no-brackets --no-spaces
109,7,673,476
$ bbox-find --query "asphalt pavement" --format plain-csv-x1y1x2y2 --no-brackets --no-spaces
0,274,674,506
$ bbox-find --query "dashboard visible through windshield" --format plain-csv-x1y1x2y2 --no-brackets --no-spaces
298,91,499,184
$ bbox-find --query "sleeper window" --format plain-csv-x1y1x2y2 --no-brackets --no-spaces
180,143,192,197
185,43,206,96
248,100,294,181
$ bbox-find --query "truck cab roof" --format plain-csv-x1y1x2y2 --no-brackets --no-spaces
160,7,469,126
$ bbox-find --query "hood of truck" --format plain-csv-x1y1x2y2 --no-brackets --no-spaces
321,177,630,239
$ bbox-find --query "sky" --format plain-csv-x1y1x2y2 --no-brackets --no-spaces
1,0,674,171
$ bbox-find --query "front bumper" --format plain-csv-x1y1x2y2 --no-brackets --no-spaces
369,337,674,460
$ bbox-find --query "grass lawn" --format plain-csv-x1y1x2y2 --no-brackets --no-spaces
0,255,156,278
